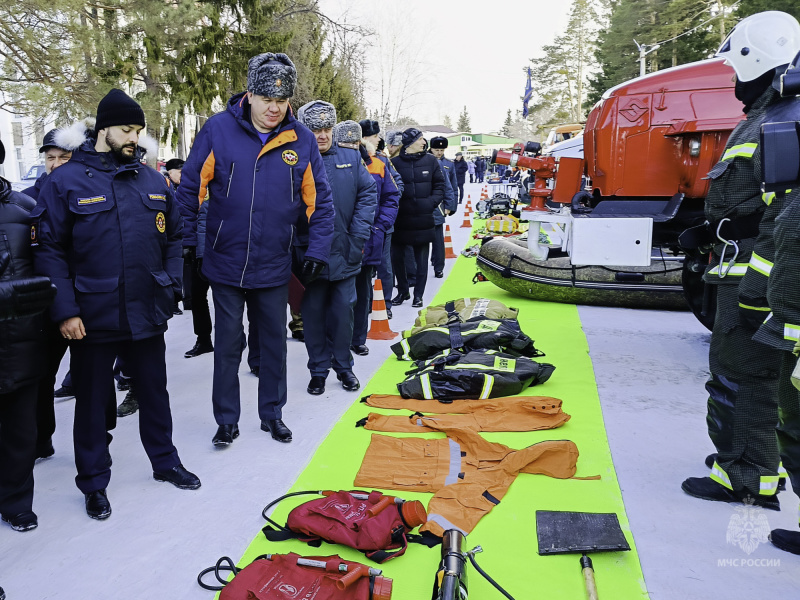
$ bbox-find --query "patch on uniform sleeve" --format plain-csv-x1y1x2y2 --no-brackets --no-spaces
282,150,299,165
30,224,38,246
492,356,516,372
336,163,353,169
155,212,166,233
148,193,167,202
77,195,107,205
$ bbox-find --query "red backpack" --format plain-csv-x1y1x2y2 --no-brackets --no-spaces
262,490,429,563
198,552,393,600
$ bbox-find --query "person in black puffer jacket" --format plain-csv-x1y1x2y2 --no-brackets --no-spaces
390,128,446,308
0,138,57,532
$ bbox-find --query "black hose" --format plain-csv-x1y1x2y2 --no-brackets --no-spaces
197,556,239,591
197,554,270,592
468,552,516,600
261,490,324,527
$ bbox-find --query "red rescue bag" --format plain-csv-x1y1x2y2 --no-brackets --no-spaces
198,552,393,600
262,490,428,563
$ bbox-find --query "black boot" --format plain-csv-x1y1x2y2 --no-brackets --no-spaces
681,476,780,511
391,292,410,306
184,338,213,358
307,376,325,395
153,464,201,490
770,529,800,554
212,424,239,447
85,489,111,520
337,371,360,391
261,419,292,443
116,390,138,417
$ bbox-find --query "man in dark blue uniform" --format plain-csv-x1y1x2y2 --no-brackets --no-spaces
296,108,376,395
177,54,335,446
35,89,200,520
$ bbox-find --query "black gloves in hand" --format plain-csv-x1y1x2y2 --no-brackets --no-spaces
300,258,325,284
182,246,196,262
0,276,57,321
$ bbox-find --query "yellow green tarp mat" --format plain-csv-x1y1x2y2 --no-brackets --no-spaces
231,253,649,599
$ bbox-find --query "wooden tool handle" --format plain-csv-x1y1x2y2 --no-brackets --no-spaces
580,555,599,600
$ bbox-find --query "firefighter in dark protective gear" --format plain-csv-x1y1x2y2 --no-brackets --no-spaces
752,53,800,555
754,187,800,554
35,89,201,521
680,11,800,509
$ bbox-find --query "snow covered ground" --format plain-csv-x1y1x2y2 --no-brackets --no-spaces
2,182,799,599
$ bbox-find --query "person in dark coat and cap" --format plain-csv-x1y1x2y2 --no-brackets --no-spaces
296,109,376,395
35,88,202,521
453,152,469,203
349,120,399,354
22,128,74,201
429,136,458,277
359,119,403,318
0,137,57,532
389,128,446,308
176,53,335,446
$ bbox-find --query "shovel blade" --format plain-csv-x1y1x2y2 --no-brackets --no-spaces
536,511,631,555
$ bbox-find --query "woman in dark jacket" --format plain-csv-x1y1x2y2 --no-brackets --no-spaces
0,139,56,531
390,128,446,307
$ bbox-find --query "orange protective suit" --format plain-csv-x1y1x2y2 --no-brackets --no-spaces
354,421,579,537
359,394,570,432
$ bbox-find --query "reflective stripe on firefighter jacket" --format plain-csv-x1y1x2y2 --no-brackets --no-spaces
357,394,570,433
404,298,519,337
354,422,579,537
392,318,541,361
397,349,555,401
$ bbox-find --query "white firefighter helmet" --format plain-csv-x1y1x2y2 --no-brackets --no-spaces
716,11,800,82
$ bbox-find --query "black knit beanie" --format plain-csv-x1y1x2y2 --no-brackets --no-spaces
95,89,145,132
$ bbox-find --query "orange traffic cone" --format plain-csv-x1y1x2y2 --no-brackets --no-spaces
367,279,398,340
460,211,473,229
444,225,458,259
464,199,472,214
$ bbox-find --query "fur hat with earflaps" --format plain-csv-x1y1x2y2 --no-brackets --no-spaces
297,101,337,131
248,53,297,98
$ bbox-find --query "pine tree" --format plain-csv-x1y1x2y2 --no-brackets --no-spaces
442,114,454,130
526,0,608,126
588,0,731,106
502,109,513,136
0,0,366,148
457,106,471,132
737,0,800,20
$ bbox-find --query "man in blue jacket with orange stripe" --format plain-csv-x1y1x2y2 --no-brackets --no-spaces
177,53,335,447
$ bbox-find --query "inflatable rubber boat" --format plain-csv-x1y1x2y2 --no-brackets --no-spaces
476,236,688,311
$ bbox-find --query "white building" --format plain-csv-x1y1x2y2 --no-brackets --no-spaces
0,92,55,184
